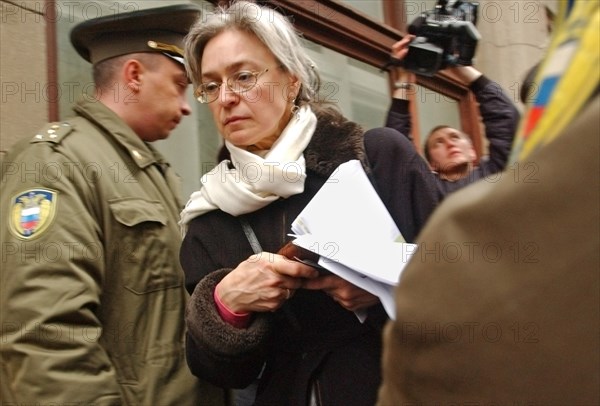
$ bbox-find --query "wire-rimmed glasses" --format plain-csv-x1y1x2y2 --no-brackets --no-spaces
194,68,270,103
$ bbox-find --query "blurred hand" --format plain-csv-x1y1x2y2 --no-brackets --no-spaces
391,35,415,61
302,274,380,312
217,252,319,313
448,65,482,83
391,35,482,82
390,36,416,93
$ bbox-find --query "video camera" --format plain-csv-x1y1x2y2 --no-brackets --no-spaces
391,0,481,77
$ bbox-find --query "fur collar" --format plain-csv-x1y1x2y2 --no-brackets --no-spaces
303,107,368,178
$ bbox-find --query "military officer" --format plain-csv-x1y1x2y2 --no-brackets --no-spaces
0,4,224,405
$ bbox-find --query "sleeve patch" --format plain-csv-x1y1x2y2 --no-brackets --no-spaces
9,189,58,240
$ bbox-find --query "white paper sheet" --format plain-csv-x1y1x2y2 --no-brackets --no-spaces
291,160,417,320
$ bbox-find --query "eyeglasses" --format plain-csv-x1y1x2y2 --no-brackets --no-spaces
194,68,270,104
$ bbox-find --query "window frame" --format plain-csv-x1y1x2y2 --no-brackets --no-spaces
248,0,484,157
45,0,483,156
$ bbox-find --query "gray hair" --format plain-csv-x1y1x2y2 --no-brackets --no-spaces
184,0,320,105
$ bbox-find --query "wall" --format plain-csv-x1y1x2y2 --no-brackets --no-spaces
1,0,49,155
476,0,553,105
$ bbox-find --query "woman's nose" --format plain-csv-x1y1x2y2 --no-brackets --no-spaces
218,83,239,106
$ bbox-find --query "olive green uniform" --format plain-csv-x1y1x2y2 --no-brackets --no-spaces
1,98,221,405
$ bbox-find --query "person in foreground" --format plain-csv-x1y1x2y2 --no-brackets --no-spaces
178,1,439,405
0,5,223,405
377,0,599,403
386,35,520,197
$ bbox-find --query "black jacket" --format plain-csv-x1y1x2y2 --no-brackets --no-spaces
386,75,520,197
181,108,439,405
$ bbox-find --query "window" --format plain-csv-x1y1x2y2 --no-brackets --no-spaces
54,0,216,198
246,0,479,150
302,39,389,130
53,0,478,197
339,0,384,22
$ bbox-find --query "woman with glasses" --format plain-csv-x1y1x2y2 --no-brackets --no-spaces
179,1,439,405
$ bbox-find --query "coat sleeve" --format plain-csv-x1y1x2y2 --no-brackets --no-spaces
470,75,520,174
185,269,272,389
0,144,122,404
363,127,440,242
384,98,413,141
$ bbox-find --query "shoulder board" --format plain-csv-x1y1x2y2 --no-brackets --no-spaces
30,122,74,144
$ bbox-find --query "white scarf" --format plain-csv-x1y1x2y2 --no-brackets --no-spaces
179,105,317,236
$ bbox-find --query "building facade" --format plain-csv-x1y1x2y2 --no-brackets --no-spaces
1,0,553,197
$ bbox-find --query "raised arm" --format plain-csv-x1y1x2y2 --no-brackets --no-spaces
454,66,520,174
385,37,415,140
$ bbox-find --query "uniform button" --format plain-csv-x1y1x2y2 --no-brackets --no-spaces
51,124,60,130
132,150,142,160
35,134,43,139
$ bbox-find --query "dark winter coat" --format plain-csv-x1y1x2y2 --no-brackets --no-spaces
181,107,439,406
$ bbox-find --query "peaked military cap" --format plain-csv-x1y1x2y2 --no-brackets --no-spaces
70,4,200,65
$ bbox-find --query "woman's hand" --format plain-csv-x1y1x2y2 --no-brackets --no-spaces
302,275,380,312
216,252,319,313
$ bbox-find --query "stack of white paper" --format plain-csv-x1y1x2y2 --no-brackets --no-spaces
291,160,417,320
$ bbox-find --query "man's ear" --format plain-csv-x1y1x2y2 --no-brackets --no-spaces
123,59,144,91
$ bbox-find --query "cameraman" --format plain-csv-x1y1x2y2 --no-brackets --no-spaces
386,35,520,197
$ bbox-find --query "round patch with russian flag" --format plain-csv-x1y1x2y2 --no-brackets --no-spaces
9,189,58,240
